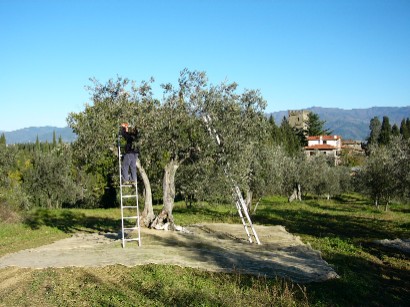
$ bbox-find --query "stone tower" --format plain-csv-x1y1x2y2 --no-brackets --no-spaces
287,110,310,131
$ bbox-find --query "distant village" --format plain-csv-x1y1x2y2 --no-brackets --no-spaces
288,110,363,165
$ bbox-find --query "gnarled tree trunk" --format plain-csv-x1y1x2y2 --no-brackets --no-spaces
288,183,302,203
136,159,154,227
151,159,179,230
245,189,253,212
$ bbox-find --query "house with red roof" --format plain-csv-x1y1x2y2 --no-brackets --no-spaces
305,135,342,164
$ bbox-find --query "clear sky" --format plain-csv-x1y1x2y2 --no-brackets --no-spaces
1,0,409,131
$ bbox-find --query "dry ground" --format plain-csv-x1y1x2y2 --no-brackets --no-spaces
0,223,338,284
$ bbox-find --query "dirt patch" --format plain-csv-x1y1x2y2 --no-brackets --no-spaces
0,223,338,283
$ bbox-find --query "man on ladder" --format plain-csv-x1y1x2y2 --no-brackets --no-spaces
118,122,141,247
120,123,138,185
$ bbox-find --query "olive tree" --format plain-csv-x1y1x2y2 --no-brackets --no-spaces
149,70,210,229
381,136,410,204
67,77,156,221
198,82,267,210
356,143,397,210
0,142,16,187
22,146,79,208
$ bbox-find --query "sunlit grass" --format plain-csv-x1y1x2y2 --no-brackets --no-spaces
0,265,308,307
0,195,409,306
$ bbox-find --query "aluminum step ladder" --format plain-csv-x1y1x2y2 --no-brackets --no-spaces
203,115,261,245
118,133,141,248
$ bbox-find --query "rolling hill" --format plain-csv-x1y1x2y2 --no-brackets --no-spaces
2,126,76,144
269,106,410,141
1,106,409,144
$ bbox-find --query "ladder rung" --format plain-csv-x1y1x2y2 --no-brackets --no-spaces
124,227,139,230
124,238,140,242
118,141,140,248
122,195,136,198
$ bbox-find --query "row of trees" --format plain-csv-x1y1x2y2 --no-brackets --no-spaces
0,138,102,213
359,115,410,210
367,116,410,146
1,70,409,225
65,70,410,220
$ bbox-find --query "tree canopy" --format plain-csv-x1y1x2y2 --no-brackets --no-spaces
307,112,331,136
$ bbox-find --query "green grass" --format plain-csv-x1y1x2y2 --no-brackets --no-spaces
0,195,409,306
0,223,67,257
252,195,410,306
0,208,121,257
1,265,307,307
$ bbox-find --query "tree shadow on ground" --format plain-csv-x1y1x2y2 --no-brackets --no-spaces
306,252,410,306
140,225,409,306
79,266,226,307
142,228,335,284
24,209,119,234
302,199,378,213
173,205,237,222
253,207,408,243
247,201,410,306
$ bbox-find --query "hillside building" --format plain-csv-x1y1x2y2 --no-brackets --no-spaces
305,135,342,164
288,110,310,131
341,139,364,153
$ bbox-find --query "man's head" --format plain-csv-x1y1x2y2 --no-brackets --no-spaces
121,123,129,132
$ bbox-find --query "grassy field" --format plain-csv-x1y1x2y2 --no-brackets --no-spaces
0,195,409,306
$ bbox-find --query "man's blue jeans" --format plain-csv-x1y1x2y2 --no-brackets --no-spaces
122,153,137,182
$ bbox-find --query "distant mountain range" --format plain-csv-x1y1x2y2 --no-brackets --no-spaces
2,126,76,144
1,106,409,144
270,106,410,141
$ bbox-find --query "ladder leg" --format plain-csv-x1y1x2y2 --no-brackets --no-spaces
240,200,261,245
234,185,261,245
135,172,141,246
203,114,261,245
235,200,253,243
118,139,125,248
118,137,141,248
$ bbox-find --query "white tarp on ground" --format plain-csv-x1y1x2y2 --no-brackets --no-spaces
375,238,410,254
0,223,339,283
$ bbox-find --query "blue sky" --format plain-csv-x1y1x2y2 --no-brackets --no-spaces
1,0,409,131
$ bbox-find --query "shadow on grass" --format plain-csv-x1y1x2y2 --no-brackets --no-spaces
173,205,236,221
306,251,410,306
24,209,120,234
253,207,409,243
302,199,379,214
248,199,410,305
391,207,410,214
141,227,335,284
141,224,408,306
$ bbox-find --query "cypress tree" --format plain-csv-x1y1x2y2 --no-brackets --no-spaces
268,114,280,144
391,123,400,137
399,119,407,138
35,135,40,151
406,118,410,139
52,130,57,147
0,133,6,146
367,116,381,145
280,117,303,155
378,116,391,145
